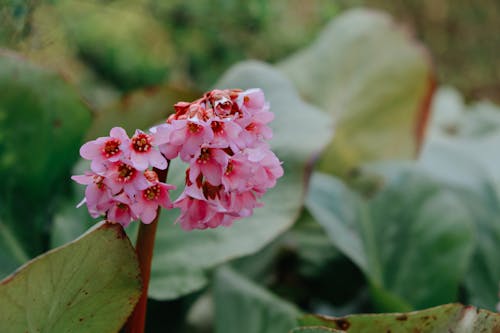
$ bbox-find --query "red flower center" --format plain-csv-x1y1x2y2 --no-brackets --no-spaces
225,161,234,175
143,185,160,201
117,203,129,210
102,139,121,158
211,121,226,135
117,163,135,182
132,133,152,153
197,148,211,164
245,123,256,131
188,123,202,134
202,182,222,200
93,175,105,189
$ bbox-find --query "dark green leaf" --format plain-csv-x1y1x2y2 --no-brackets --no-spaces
0,50,91,259
307,169,475,310
214,267,301,333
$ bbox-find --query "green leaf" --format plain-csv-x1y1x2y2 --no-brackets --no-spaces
307,169,475,310
0,219,30,279
290,327,345,333
279,9,434,177
0,50,91,257
420,142,500,311
56,1,173,91
214,266,301,333
0,221,141,333
297,303,500,332
148,61,334,300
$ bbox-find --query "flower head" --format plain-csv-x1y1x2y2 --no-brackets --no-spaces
152,88,283,230
73,89,282,230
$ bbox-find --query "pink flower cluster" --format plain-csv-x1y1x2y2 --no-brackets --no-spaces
72,127,175,227
73,88,283,230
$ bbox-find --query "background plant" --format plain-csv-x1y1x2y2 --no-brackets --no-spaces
0,1,499,332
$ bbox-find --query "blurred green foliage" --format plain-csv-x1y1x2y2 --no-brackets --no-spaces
355,0,500,103
0,1,499,332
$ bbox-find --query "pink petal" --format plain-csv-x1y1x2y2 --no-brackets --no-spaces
150,124,171,145
110,127,129,141
71,174,92,185
140,206,157,224
80,141,101,160
131,151,149,171
90,159,107,173
149,149,168,170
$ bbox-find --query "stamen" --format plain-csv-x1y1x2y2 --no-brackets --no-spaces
117,163,135,182
211,121,224,134
188,122,202,134
197,148,211,164
132,133,152,153
102,139,121,158
225,161,234,175
143,185,161,201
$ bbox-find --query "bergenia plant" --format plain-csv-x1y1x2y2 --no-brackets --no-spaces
72,88,283,332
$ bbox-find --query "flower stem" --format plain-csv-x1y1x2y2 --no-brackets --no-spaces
124,163,169,333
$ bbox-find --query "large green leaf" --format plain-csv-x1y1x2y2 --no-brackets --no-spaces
279,9,434,177
0,50,91,259
419,141,500,311
148,61,334,300
306,169,475,311
214,266,301,333
297,303,500,332
422,89,500,310
290,328,345,333
0,221,141,333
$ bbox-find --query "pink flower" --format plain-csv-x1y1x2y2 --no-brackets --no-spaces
247,146,284,194
79,127,129,172
132,173,176,224
105,161,149,196
208,118,242,151
236,88,267,115
71,172,113,218
107,193,136,227
129,130,167,171
188,147,228,186
174,191,229,230
221,152,252,192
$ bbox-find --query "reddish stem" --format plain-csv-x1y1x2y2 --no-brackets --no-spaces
124,164,169,333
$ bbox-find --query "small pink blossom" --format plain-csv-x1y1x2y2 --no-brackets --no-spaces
221,152,253,192
107,193,136,227
174,191,227,230
133,180,176,224
71,172,113,218
236,88,267,115
188,147,228,186
209,118,242,151
79,127,129,172
129,130,167,171
105,161,149,196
